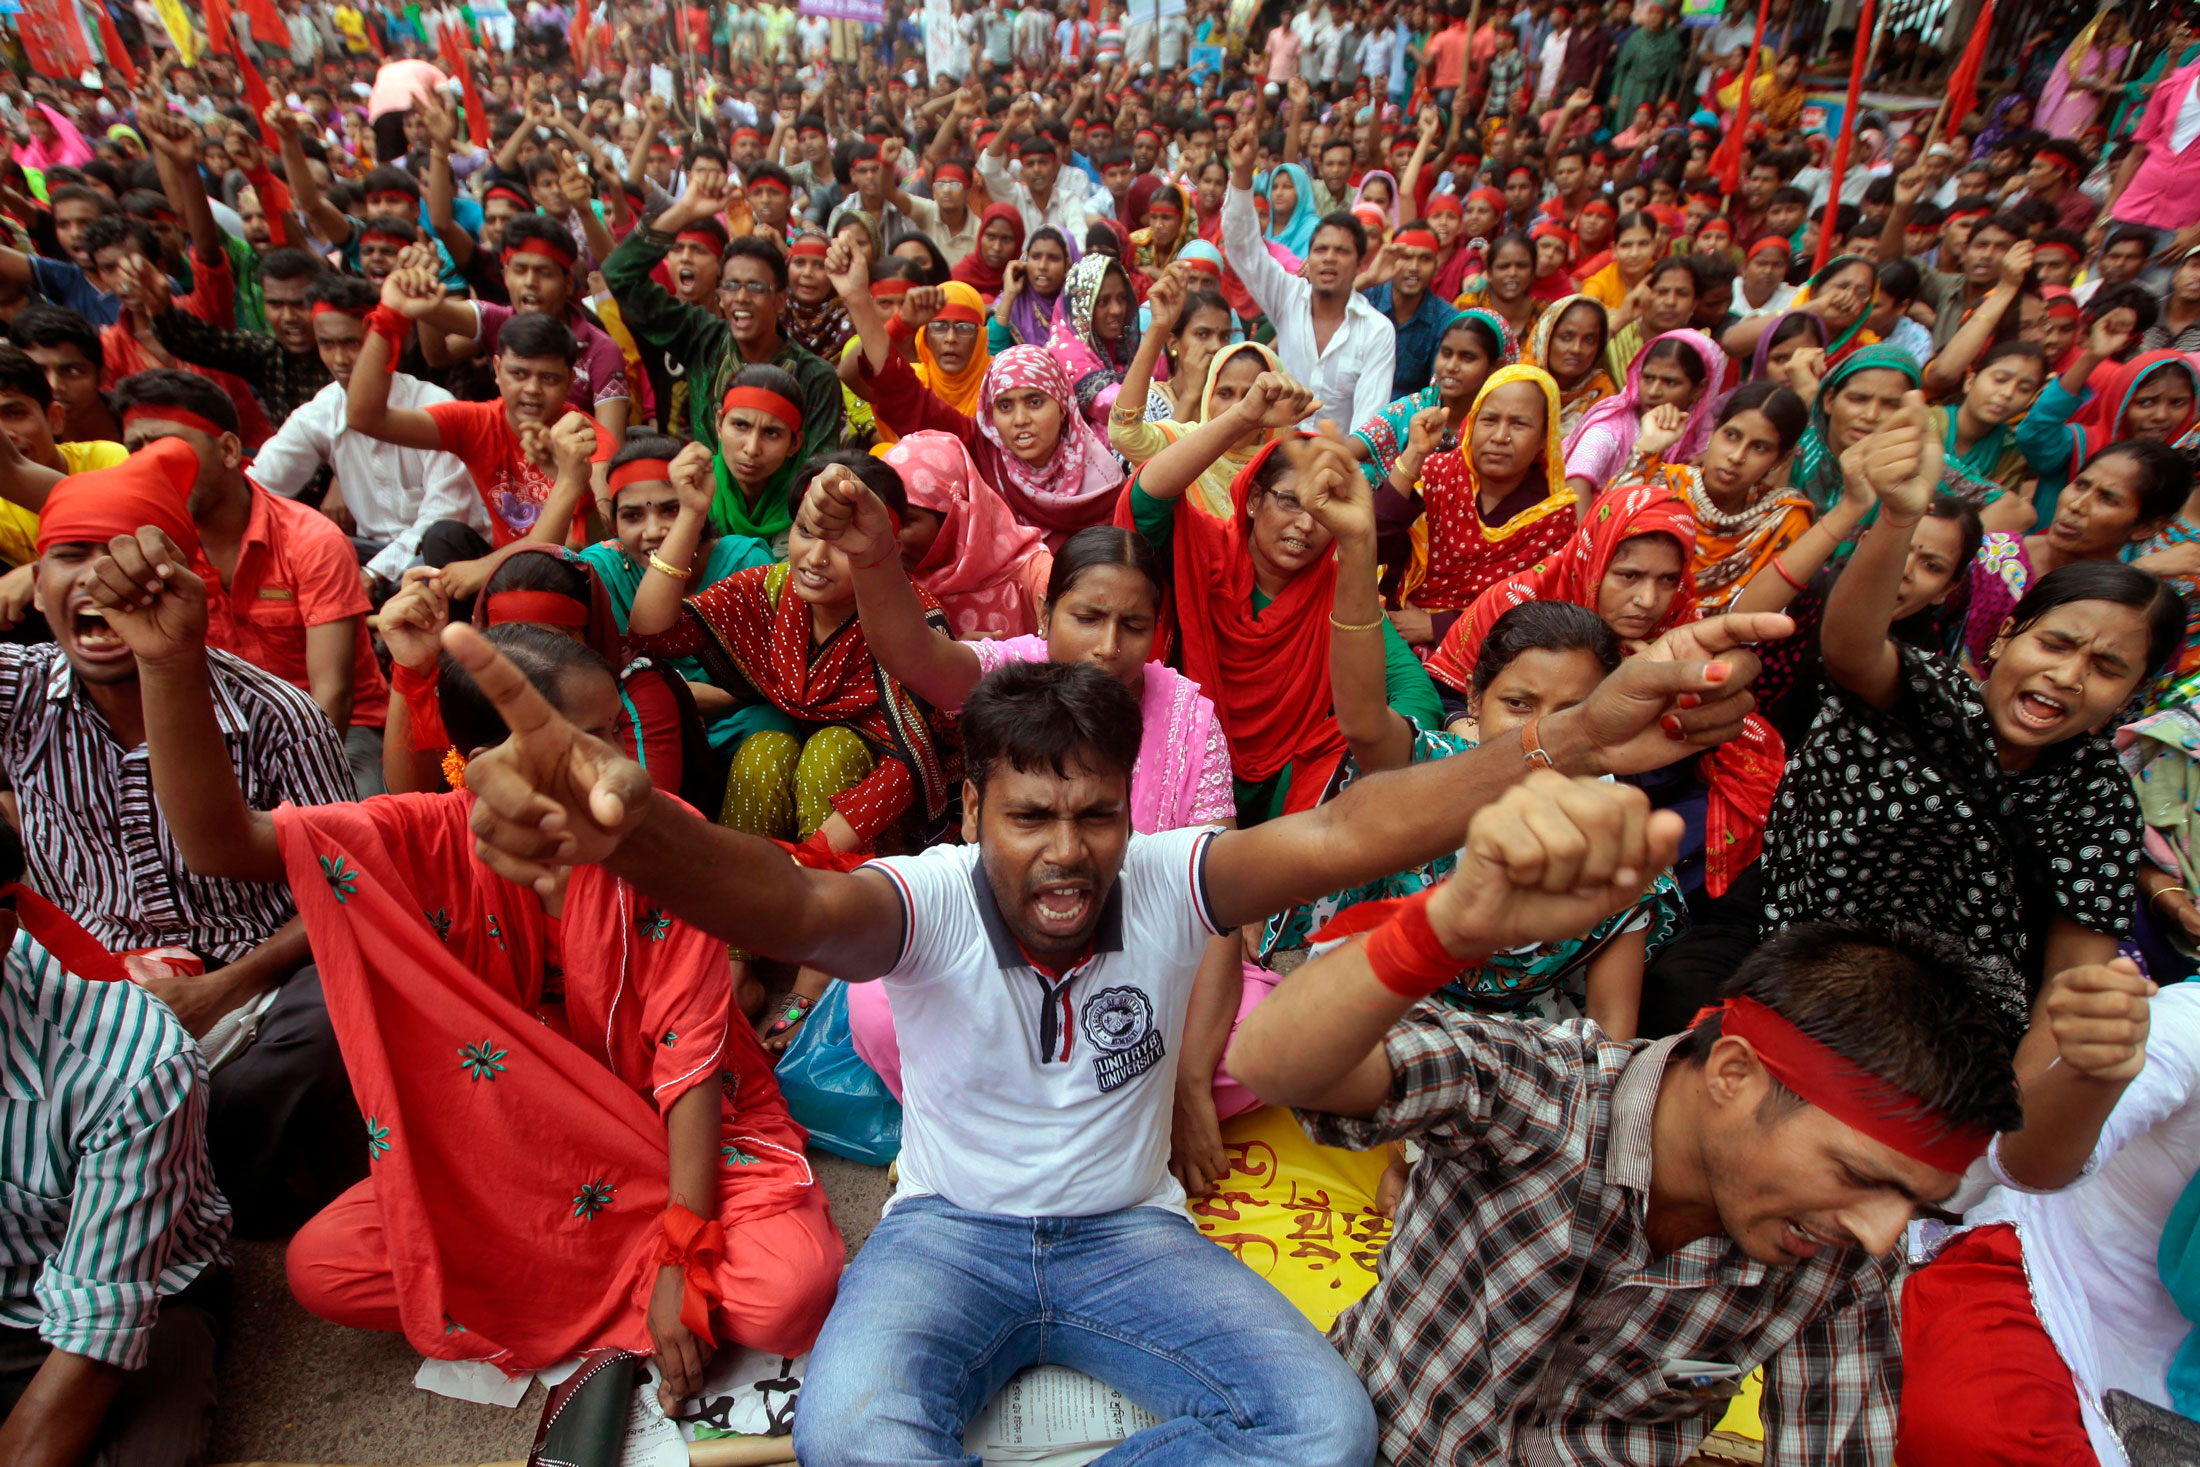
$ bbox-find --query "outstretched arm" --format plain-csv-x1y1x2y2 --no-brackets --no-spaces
1821,391,1942,710
446,623,909,978
348,267,454,451
1300,428,1416,771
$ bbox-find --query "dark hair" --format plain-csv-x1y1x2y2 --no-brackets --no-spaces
9,304,101,365
887,230,953,285
1975,339,2047,377
1170,287,1231,338
259,246,326,286
1312,211,1369,260
440,622,614,754
2089,437,2195,526
2103,223,2157,256
1676,921,2025,1137
502,212,580,266
2006,557,2189,677
2033,137,2089,176
358,214,422,245
962,658,1144,797
1861,174,1896,208
0,343,51,408
524,153,565,186
1083,222,1123,259
1611,209,1657,241
1471,600,1621,694
789,447,908,520
724,234,790,291
1875,256,1922,305
1044,524,1165,614
1691,253,1737,299
1488,231,1536,269
746,160,795,198
1019,135,1059,162
47,183,117,217
307,274,378,313
1769,184,1810,209
80,213,160,263
1717,379,1810,453
2087,282,2161,337
361,164,423,201
484,547,594,603
1097,146,1134,170
0,808,24,890
1972,211,2029,245
1443,310,1506,363
670,214,730,255
1320,136,1355,158
114,368,241,435
1641,334,1707,386
1648,256,1697,294
119,188,173,223
497,312,580,365
1922,492,1985,579
608,430,686,478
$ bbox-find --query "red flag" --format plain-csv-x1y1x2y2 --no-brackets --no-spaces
1710,0,1773,195
202,0,237,59
438,28,492,150
241,0,292,51
1943,0,1995,137
1813,0,1879,273
93,2,139,87
18,0,96,79
569,0,592,62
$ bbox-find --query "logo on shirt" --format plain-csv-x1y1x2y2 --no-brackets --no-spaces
1082,986,1163,1092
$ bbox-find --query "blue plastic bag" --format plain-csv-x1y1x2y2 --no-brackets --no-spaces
773,979,902,1166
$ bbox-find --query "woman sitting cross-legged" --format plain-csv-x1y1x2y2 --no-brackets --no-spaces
80,536,842,1412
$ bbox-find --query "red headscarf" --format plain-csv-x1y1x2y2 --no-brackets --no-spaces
2069,349,2200,478
1143,436,1343,791
37,438,202,559
1426,484,1699,692
951,203,1025,299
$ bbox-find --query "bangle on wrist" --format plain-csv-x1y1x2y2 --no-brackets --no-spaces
1328,611,1385,632
646,552,691,579
2152,885,2191,913
1880,511,1925,530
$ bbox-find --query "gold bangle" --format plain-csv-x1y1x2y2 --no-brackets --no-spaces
2152,885,2191,912
647,552,692,579
1329,612,1386,632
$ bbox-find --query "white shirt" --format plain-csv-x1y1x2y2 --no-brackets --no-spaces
1220,182,1398,432
864,827,1223,1218
1536,30,1569,103
1730,276,1796,319
1935,984,2200,1467
898,191,981,267
250,375,484,585
977,147,1092,245
1357,26,1397,87
2174,72,2200,154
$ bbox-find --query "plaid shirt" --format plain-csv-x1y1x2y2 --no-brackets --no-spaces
150,308,332,428
1302,1017,1900,1467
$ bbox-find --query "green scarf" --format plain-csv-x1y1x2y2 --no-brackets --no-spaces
1792,343,1923,511
710,453,795,547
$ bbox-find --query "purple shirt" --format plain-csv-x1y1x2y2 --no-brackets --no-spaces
473,301,631,414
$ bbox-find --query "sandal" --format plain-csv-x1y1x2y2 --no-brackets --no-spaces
762,992,815,1049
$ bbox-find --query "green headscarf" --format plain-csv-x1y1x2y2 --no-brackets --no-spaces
710,454,796,552
1792,343,1923,512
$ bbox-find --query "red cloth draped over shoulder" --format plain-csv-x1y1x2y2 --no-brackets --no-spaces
273,793,820,1369
950,203,1024,298
1117,438,1342,792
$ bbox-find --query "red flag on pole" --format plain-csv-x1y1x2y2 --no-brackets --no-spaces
1710,0,1773,195
1812,0,1879,273
569,0,592,62
1943,0,1995,137
18,0,97,79
244,0,293,51
202,0,237,59
438,27,492,150
93,3,140,87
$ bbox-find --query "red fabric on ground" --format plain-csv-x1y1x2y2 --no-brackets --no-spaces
1897,1223,2099,1467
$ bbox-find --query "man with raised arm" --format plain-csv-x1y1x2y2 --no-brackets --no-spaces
442,436,1786,1465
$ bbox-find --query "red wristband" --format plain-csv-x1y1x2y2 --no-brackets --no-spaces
653,1203,725,1347
364,303,408,362
1363,887,1470,999
391,660,447,752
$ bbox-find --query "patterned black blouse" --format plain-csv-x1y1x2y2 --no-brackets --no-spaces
1761,645,2139,1036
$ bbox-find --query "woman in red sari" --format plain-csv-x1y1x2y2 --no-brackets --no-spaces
87,539,841,1410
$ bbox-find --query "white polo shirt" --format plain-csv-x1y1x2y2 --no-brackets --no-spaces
862,826,1224,1219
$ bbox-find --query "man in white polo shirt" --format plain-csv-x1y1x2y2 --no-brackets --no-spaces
441,492,1779,1463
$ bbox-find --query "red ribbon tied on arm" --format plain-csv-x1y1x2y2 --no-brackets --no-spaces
654,1203,726,1347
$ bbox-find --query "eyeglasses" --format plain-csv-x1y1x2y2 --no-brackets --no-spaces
925,321,981,340
719,279,777,297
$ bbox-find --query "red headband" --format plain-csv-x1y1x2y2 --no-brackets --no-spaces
484,183,532,211
1747,235,1791,259
1697,218,1733,236
366,189,417,208
733,127,762,143
1713,996,1993,1176
1582,198,1617,219
607,457,674,492
1394,228,1439,252
1946,206,1988,223
789,237,830,259
1147,200,1183,217
1427,194,1463,216
1181,254,1222,277
747,175,790,196
511,235,576,270
871,278,912,301
311,300,369,319
674,229,723,252
934,163,970,185
123,403,230,438
485,590,590,628
1468,187,1505,212
936,300,983,326
2046,296,2083,318
720,385,802,434
2035,241,2082,261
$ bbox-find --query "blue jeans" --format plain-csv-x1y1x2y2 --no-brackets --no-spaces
794,1196,1377,1467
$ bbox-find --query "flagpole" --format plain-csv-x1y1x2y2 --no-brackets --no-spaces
1712,0,1772,200
1811,0,1876,274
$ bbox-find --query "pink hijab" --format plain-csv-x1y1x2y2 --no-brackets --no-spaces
974,346,1126,548
881,430,1052,639
17,104,93,172
1560,328,1727,490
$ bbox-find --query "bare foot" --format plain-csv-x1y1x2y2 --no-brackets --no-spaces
1375,1151,1410,1220
758,966,832,1052
732,958,767,1021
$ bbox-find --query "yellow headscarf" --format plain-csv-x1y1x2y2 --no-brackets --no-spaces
877,282,993,447
1148,340,1285,520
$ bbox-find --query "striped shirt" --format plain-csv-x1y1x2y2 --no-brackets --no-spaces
0,646,354,962
1304,1019,1899,1467
0,932,230,1368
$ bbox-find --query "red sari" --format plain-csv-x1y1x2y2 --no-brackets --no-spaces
1410,366,1579,614
277,794,840,1370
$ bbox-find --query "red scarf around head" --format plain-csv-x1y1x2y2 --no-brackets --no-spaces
1130,438,1342,787
950,203,1024,299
